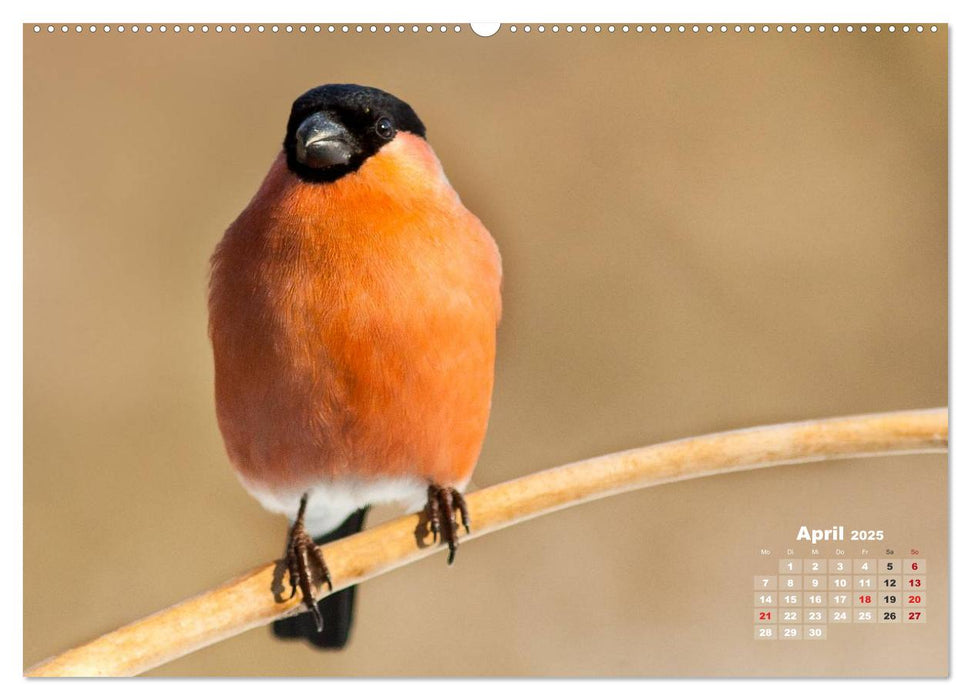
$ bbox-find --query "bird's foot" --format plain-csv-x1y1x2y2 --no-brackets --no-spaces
425,484,470,565
285,493,332,632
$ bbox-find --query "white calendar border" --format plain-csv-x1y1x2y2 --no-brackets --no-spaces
3,0,966,696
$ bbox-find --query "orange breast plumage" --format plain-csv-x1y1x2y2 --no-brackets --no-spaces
208,132,501,531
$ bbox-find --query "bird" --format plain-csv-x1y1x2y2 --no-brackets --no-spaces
208,84,502,649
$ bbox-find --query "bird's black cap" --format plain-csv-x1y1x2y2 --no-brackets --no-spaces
283,84,426,183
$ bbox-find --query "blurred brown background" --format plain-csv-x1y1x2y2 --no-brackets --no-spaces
24,25,947,676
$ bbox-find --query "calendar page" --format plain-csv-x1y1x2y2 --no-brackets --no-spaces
23,20,947,677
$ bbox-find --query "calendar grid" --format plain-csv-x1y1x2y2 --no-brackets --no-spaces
754,550,926,640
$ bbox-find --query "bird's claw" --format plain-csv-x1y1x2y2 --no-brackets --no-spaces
284,494,332,632
425,485,470,565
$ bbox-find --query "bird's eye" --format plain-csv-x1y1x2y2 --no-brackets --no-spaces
375,117,395,140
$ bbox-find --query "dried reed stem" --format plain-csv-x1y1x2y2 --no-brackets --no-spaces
26,408,947,677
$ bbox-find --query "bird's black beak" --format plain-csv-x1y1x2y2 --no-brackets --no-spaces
295,112,353,169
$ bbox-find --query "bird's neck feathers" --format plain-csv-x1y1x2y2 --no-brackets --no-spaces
247,132,455,235
215,132,490,287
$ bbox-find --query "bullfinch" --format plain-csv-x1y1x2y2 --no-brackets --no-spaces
208,84,502,649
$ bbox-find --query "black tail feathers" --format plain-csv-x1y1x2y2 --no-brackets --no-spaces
273,507,369,649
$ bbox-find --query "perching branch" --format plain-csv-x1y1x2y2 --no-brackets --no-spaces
27,407,947,677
